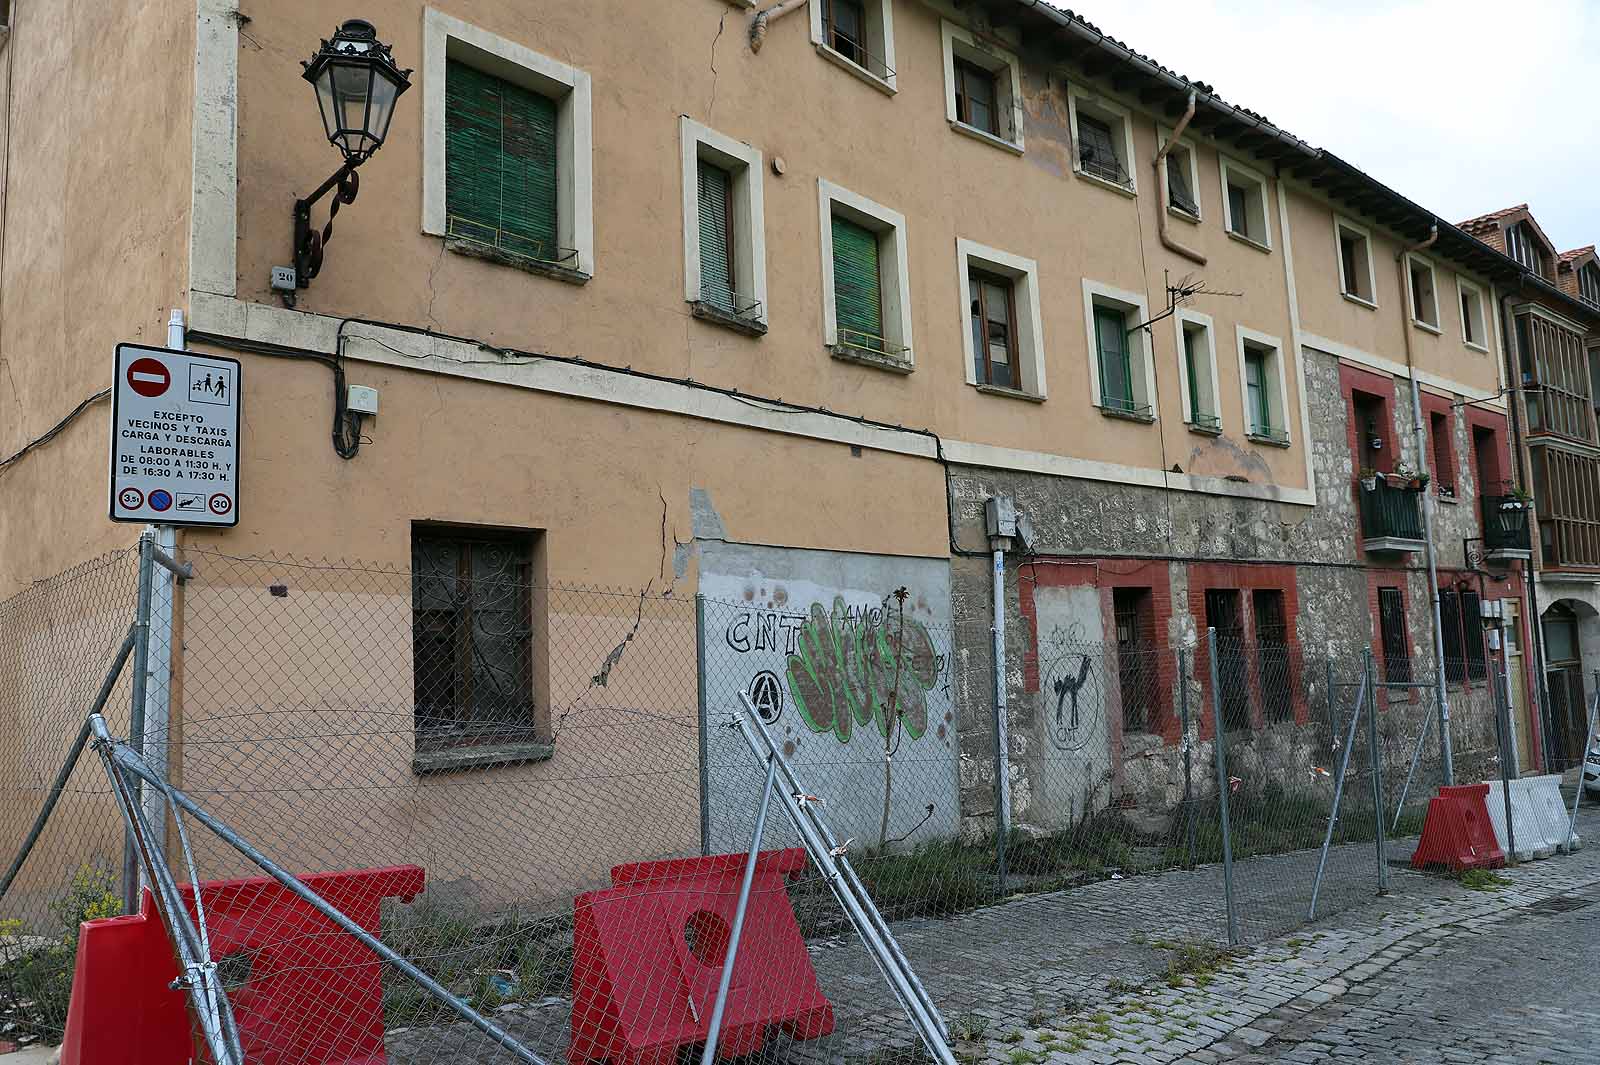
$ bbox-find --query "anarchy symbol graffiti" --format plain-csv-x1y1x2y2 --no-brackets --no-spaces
750,670,784,723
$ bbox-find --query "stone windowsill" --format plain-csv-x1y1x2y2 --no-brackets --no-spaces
972,382,1045,403
413,740,554,776
949,120,1024,156
815,43,896,95
830,343,914,374
1227,229,1272,254
446,237,590,285
691,300,768,337
1100,404,1155,424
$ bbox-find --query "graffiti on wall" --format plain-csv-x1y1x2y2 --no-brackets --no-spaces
786,594,942,743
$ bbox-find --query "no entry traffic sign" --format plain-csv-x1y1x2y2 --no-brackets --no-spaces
110,343,241,527
126,357,171,398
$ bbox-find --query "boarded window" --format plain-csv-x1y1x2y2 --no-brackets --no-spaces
445,60,561,263
1431,411,1456,498
832,215,884,351
697,158,737,313
412,530,535,744
969,270,1017,389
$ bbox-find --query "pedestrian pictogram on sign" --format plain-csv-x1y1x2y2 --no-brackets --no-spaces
110,343,241,528
126,358,171,398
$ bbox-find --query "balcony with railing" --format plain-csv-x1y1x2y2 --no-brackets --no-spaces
1481,489,1533,561
1359,476,1425,554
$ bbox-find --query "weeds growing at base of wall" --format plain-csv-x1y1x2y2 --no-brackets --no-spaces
0,864,121,1044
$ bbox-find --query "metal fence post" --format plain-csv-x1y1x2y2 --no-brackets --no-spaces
1491,659,1518,864
991,548,1010,894
1206,627,1239,945
1365,647,1388,895
122,531,156,913
1567,676,1600,851
695,593,711,856
1180,646,1196,869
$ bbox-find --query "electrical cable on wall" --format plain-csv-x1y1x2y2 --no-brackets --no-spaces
0,389,111,476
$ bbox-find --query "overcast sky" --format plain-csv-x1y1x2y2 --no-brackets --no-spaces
1062,1,1600,253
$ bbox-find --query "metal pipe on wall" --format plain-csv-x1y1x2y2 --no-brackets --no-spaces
1151,91,1205,266
1396,225,1455,785
991,545,1010,888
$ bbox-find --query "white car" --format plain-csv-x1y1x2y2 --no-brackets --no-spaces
1585,741,1600,797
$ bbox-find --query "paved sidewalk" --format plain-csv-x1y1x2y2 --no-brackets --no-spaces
943,812,1600,1064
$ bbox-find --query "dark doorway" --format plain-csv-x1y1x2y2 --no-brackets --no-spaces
1205,589,1250,732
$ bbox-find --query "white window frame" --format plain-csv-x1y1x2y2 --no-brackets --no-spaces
680,118,768,330
1333,215,1377,308
1159,128,1202,222
1236,326,1290,445
1219,156,1271,251
957,238,1046,398
810,0,897,94
1407,253,1441,334
818,178,914,367
939,20,1023,153
1457,276,1489,353
1175,308,1221,432
1067,84,1137,196
421,8,595,277
1082,279,1155,418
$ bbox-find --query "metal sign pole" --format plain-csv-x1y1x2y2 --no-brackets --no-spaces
1206,628,1239,945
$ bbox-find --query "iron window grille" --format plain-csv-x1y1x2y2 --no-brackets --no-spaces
1166,151,1198,216
1077,114,1129,186
1378,586,1411,684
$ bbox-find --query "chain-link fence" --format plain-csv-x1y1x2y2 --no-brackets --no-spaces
1,542,1511,1061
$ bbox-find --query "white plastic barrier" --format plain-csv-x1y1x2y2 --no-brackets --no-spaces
1484,774,1580,861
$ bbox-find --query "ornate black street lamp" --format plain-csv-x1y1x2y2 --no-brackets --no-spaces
289,20,411,298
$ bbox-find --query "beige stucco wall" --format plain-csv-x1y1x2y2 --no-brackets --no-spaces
0,2,196,595
1286,186,1504,397
224,0,1309,500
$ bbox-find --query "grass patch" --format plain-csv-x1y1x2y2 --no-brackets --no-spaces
949,1013,990,1041
0,864,122,1044
1179,782,1428,865
1159,938,1236,989
1457,869,1513,892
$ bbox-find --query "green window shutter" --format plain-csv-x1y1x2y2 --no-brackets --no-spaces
1184,334,1200,419
445,60,560,263
697,159,736,313
1246,348,1270,430
1094,306,1132,410
831,216,883,350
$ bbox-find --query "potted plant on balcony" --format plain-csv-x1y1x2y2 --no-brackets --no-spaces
1501,486,1532,511
1394,463,1429,492
1359,467,1379,492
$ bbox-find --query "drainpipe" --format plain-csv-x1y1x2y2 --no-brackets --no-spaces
1152,92,1205,266
1397,224,1454,785
749,0,808,52
1498,290,1552,771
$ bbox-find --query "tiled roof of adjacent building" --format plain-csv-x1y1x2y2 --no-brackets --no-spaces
1458,205,1529,236
1559,246,1595,265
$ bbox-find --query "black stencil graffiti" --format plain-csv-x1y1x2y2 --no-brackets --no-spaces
1052,656,1092,734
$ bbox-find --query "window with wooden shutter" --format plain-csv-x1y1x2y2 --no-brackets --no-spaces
832,215,885,351
697,158,737,313
1095,305,1135,412
1166,150,1198,216
1245,345,1271,432
445,60,564,264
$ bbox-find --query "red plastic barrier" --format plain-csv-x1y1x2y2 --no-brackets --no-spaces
61,865,424,1065
569,848,834,1065
1411,783,1506,872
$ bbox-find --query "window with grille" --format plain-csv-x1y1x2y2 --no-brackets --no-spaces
1462,589,1486,680
1378,586,1411,684
1205,589,1250,732
969,270,1017,389
697,159,736,314
832,214,885,352
1076,113,1128,185
1530,446,1600,569
412,529,536,744
953,57,998,135
1440,588,1465,684
1114,588,1156,734
1095,304,1136,413
1166,149,1198,217
1252,590,1291,724
445,60,563,264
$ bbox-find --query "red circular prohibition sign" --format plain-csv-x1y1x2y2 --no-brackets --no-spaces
126,357,171,398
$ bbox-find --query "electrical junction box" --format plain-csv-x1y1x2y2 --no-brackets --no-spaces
346,384,379,416
985,496,1018,540
1479,598,1504,620
270,266,297,292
